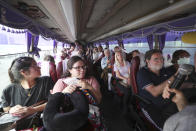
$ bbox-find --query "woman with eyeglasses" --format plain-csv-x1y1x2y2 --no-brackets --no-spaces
52,56,102,104
0,57,54,123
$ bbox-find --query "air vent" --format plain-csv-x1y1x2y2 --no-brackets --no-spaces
15,2,48,19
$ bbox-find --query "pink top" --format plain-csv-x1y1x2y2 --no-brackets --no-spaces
52,76,100,94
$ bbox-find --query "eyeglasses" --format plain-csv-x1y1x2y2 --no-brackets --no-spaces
72,65,87,70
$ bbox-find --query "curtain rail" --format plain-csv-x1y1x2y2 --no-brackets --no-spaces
0,50,51,57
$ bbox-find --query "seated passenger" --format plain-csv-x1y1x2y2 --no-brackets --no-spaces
85,47,93,61
137,49,177,129
114,46,126,57
101,48,112,70
131,50,140,58
167,50,191,74
131,50,145,68
167,50,196,84
52,56,102,104
52,56,102,130
98,45,104,58
41,55,58,83
0,57,54,129
67,43,76,58
111,46,124,67
93,46,103,64
162,86,196,131
60,49,68,60
92,47,100,63
114,51,131,86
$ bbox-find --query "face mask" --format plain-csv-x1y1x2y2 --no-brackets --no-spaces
177,57,190,65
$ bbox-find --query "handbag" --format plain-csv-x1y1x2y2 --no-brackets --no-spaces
15,111,43,130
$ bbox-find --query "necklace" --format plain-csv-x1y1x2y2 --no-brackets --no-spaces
20,83,33,97
26,88,32,97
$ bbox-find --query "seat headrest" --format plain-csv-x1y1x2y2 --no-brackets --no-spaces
131,56,140,67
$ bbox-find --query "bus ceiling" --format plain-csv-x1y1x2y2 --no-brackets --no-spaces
2,0,196,43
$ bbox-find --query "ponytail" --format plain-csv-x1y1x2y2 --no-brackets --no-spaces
8,67,16,83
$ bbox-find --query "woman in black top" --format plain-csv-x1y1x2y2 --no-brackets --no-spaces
0,56,54,118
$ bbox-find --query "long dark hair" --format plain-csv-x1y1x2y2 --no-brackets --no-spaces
8,57,35,83
63,56,89,78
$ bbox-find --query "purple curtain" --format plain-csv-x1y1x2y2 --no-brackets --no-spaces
2,26,6,31
53,40,57,53
27,32,32,52
105,41,109,48
147,35,154,50
158,34,166,50
33,35,40,57
34,36,39,49
117,39,124,49
26,32,40,57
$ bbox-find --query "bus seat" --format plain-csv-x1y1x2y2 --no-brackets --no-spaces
130,56,140,94
110,53,116,76
56,61,63,79
49,62,58,83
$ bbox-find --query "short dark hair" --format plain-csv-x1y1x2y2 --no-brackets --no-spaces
145,49,162,61
171,50,190,64
8,57,35,83
132,50,139,54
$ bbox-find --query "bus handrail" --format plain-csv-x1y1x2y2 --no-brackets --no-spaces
0,50,51,57
0,52,29,57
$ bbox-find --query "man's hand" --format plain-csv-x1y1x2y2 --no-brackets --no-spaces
162,85,188,111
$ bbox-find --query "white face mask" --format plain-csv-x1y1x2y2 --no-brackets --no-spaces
177,57,190,65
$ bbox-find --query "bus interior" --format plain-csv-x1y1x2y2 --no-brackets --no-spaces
0,0,196,131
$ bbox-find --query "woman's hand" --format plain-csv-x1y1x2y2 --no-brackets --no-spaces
127,77,131,86
9,105,36,118
62,84,78,94
77,80,92,90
